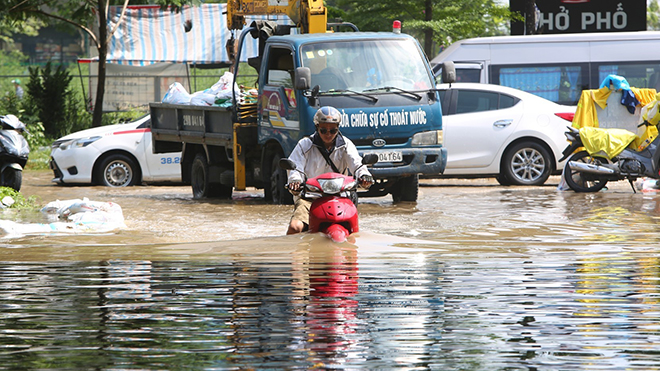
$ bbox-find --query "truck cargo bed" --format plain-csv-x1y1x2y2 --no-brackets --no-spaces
150,103,234,147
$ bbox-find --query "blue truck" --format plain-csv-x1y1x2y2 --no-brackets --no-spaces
149,21,447,203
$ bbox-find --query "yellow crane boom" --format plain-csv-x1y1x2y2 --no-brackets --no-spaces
226,0,327,34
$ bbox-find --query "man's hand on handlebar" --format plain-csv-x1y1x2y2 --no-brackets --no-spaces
359,175,374,189
287,181,301,195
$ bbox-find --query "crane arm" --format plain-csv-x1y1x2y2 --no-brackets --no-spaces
227,0,327,34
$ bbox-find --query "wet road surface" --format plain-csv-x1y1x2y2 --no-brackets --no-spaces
2,170,660,369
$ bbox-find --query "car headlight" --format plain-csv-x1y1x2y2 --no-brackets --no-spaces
411,130,443,146
57,136,102,150
74,136,102,148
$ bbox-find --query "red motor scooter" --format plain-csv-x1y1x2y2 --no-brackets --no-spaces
280,154,377,243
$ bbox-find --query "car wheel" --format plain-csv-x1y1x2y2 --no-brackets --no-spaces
563,151,608,192
391,174,419,203
98,154,139,187
495,174,512,186
1,168,22,191
270,155,293,205
501,141,552,186
191,154,232,199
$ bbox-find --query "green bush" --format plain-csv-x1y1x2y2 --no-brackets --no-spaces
0,186,40,210
101,109,148,126
25,146,51,171
23,61,90,139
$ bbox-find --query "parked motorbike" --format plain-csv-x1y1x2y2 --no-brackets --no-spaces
0,115,30,191
559,124,659,192
279,154,378,242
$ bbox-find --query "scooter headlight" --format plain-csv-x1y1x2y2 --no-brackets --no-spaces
318,178,344,194
306,183,321,193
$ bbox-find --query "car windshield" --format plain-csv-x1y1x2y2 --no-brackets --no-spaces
300,38,433,93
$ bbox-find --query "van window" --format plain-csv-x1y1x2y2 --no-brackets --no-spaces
595,62,660,91
492,64,587,106
456,69,481,83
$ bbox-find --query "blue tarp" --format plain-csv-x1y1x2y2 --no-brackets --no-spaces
106,4,291,66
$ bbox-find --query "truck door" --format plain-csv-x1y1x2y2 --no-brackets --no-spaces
259,46,299,130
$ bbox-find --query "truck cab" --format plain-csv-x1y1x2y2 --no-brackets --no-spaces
254,31,447,202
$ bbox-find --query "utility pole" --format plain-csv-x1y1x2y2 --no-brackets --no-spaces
525,0,537,35
424,0,433,56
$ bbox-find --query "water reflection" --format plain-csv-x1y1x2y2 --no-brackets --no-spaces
303,243,359,365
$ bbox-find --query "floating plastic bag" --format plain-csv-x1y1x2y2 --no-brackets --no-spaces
162,82,191,105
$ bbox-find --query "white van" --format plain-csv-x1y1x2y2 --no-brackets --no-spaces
431,31,660,106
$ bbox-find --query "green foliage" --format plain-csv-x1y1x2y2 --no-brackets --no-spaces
101,110,148,126
0,50,28,95
25,145,50,171
0,0,199,128
650,0,660,31
406,2,515,46
331,0,516,54
24,61,80,139
0,186,39,210
23,120,47,149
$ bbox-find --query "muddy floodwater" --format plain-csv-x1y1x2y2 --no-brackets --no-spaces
2,170,660,370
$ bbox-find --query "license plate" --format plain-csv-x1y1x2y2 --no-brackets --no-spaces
377,151,403,162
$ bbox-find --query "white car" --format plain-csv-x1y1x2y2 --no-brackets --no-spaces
436,83,576,185
50,115,182,187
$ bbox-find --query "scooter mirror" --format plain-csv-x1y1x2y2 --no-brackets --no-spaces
279,158,296,170
362,153,378,165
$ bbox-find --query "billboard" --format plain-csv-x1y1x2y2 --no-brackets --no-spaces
510,0,646,35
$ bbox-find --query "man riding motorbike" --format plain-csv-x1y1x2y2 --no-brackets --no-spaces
286,106,374,235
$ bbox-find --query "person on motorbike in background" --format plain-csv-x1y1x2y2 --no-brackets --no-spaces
286,106,374,235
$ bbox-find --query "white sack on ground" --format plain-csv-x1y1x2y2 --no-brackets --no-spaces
0,198,126,238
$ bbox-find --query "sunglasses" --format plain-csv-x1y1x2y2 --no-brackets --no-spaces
318,128,338,135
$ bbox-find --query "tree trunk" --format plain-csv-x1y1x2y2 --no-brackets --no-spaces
424,0,433,57
525,0,537,35
92,0,108,128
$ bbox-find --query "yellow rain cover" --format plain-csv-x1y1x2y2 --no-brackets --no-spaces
579,126,637,159
633,92,660,150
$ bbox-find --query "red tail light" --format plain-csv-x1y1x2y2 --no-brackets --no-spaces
555,113,575,122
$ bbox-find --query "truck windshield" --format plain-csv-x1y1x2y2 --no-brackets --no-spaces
300,39,433,93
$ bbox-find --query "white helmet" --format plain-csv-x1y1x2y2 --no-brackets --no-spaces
313,106,342,126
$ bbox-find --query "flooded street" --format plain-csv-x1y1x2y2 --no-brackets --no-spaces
2,170,660,369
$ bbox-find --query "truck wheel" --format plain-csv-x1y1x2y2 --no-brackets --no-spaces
270,155,293,205
391,174,419,203
1,167,22,191
191,154,232,199
97,154,139,187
